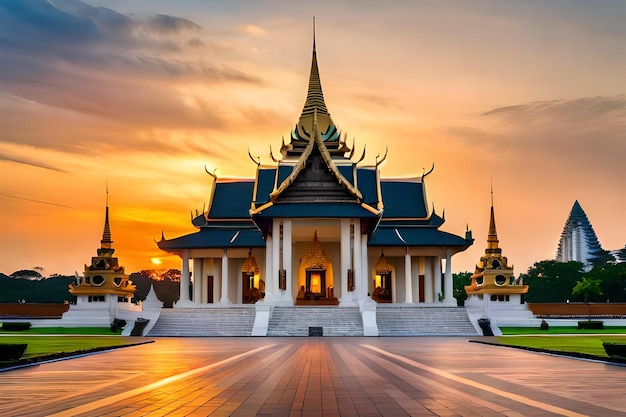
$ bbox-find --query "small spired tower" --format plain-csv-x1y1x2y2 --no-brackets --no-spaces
465,194,528,300
68,192,136,325
464,189,530,333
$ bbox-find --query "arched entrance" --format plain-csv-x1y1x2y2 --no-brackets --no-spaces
241,251,263,304
373,252,392,303
296,232,337,305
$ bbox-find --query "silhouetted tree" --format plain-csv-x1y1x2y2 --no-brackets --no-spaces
589,248,616,269
453,272,472,306
10,270,42,280
522,260,583,302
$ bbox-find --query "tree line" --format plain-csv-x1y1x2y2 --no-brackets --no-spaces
0,270,181,306
3,258,626,306
453,260,626,305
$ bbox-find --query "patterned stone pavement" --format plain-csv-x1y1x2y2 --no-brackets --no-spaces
1,337,625,416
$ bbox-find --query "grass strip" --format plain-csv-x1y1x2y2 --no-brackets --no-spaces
0,327,121,335
471,335,626,364
0,336,152,370
500,326,626,335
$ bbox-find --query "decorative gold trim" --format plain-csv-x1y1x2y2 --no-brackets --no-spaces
375,252,392,275
249,201,274,216
301,232,331,269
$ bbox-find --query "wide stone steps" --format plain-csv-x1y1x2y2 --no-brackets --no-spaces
377,306,478,336
267,306,363,336
147,307,256,337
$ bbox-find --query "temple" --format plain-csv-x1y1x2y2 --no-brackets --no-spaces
464,190,531,334
67,191,138,326
157,29,473,334
556,200,608,271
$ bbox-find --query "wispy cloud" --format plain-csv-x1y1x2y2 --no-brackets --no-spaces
0,0,263,155
0,192,75,209
0,152,68,172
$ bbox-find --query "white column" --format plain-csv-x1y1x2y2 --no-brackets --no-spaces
193,258,202,304
404,251,413,303
352,221,362,301
282,219,293,304
220,249,231,304
340,219,351,302
435,255,443,303
176,249,194,307
424,257,434,303
214,257,222,303
443,248,454,305
361,234,368,300
272,220,280,297
264,234,274,299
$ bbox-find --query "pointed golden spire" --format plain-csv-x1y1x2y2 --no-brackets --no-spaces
301,17,328,117
487,183,499,250
101,184,113,249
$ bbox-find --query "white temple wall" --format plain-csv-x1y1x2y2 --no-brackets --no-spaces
392,257,403,304
411,260,420,303
424,257,435,303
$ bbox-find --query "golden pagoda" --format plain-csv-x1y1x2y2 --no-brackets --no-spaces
465,191,528,300
69,193,136,301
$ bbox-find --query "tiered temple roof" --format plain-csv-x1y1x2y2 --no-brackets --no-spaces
158,28,471,255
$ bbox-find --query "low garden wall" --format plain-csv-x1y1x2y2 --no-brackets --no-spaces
528,303,626,318
0,303,70,319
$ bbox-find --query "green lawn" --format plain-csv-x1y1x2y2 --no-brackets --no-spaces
0,336,141,358
493,335,626,357
0,327,121,335
500,326,626,335
0,335,150,368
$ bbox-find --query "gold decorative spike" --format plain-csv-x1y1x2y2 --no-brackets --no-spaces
375,252,392,275
302,231,331,269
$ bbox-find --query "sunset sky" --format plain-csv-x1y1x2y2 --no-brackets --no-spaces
0,0,624,277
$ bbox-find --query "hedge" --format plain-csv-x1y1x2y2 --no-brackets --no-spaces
603,343,626,358
1,322,32,331
0,344,28,361
577,320,604,330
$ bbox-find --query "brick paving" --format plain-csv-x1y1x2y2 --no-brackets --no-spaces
0,337,625,416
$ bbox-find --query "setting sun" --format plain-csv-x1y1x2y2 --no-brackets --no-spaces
151,258,163,265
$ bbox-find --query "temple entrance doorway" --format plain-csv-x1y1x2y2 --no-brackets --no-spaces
242,251,260,304
306,269,326,297
296,232,338,305
207,275,214,303
373,252,392,303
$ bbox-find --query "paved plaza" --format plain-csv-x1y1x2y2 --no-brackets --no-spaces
1,337,625,416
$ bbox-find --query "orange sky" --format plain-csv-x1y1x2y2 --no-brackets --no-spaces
0,0,624,276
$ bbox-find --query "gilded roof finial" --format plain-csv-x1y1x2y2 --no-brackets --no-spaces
313,16,316,53
101,183,113,248
488,181,499,249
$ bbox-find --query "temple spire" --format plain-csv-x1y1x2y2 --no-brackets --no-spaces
288,21,342,152
101,185,113,249
487,183,499,250
301,18,328,117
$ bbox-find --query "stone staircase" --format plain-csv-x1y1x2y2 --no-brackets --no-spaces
376,305,478,336
147,307,256,337
267,306,363,336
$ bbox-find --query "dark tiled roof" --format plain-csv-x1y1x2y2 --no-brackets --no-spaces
253,202,378,218
158,224,265,250
207,181,254,219
357,167,379,206
277,165,293,186
369,226,470,247
254,168,276,206
380,180,427,218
